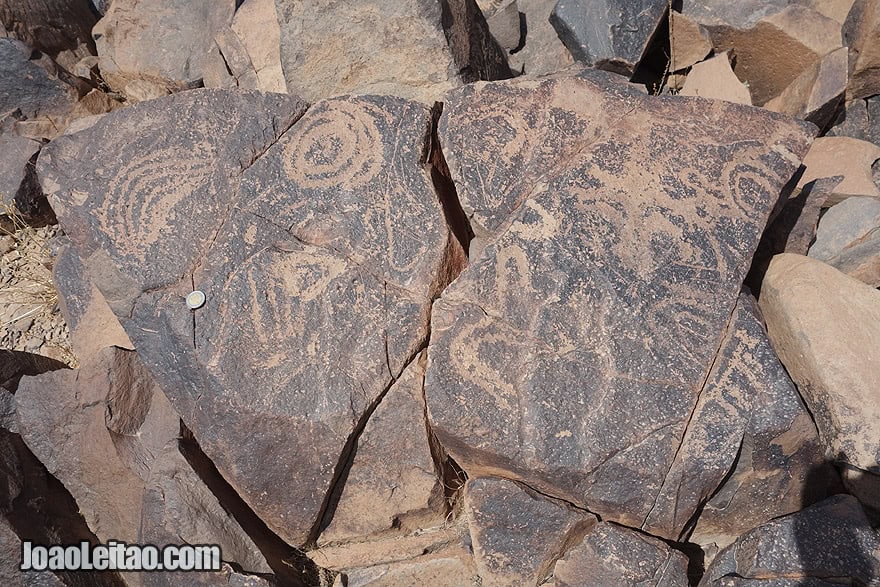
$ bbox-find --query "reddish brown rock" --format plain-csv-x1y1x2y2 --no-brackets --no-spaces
548,522,689,587
0,135,40,209
844,0,880,99
0,515,65,586
797,136,880,203
680,52,752,105
428,69,814,534
764,45,848,127
318,354,444,545
759,254,880,473
669,11,713,72
333,543,479,587
701,495,880,586
38,89,465,547
464,476,595,586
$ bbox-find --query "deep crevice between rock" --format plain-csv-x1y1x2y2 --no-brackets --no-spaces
178,422,323,587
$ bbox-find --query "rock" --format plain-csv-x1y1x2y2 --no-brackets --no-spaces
827,95,880,145
760,254,880,472
840,465,880,517
550,0,668,76
0,134,40,208
0,515,65,586
427,69,814,534
669,11,713,72
38,89,467,547
0,0,97,62
275,0,510,103
0,38,77,131
681,0,789,30
335,543,479,587
809,196,880,286
701,495,880,586
764,45,848,128
318,354,444,545
643,292,830,544
53,245,133,364
680,52,752,105
708,5,843,106
93,0,236,100
15,346,272,576
797,136,880,203
464,476,595,586
800,0,858,24
0,349,67,390
548,522,689,587
844,0,880,99
478,0,522,52
507,0,574,76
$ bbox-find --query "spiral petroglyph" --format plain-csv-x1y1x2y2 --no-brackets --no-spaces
282,99,385,191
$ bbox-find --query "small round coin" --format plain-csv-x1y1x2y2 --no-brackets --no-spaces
186,290,206,310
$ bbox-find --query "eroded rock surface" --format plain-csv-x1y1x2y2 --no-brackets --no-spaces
427,69,814,534
809,196,880,286
38,89,465,547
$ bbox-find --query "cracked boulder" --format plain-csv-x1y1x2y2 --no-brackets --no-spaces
38,89,466,547
547,522,689,587
14,346,272,577
809,196,880,287
427,69,815,537
701,495,880,586
464,476,595,586
550,0,668,77
274,0,510,103
643,292,830,544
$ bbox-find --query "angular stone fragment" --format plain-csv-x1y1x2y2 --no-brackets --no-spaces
827,96,880,145
464,476,595,586
38,89,465,547
93,0,236,100
0,515,65,586
53,245,133,364
275,0,510,103
0,38,77,126
0,0,97,63
707,5,843,105
809,196,880,287
760,254,880,472
764,46,848,128
550,0,668,76
701,495,880,586
335,544,479,587
209,0,285,93
642,293,828,542
800,0,858,24
680,52,752,105
15,347,272,576
844,0,880,99
478,0,522,52
669,11,713,72
507,0,574,76
797,136,880,203
681,0,788,30
428,69,814,533
319,354,444,545
0,134,40,208
548,523,689,587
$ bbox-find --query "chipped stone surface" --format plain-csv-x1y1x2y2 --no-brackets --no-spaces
797,136,880,203
0,515,65,586
845,0,880,99
681,0,788,30
93,0,236,100
428,69,814,533
0,0,97,63
275,0,509,103
0,38,77,124
764,45,848,127
464,476,595,586
701,495,880,586
548,522,689,587
38,89,465,547
809,196,880,287
670,11,713,72
0,135,40,207
760,254,880,472
550,0,668,76
643,293,828,542
319,353,444,545
680,52,752,105
333,542,479,587
507,0,575,76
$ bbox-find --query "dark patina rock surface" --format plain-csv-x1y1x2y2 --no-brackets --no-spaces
426,69,815,536
550,0,668,76
38,89,464,547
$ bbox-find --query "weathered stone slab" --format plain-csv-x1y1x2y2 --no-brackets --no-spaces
0,515,65,586
275,0,510,103
0,38,77,123
548,522,689,587
39,89,465,547
0,0,97,64
427,69,814,533
680,52,752,105
759,254,880,472
643,292,828,542
550,0,668,76
681,0,789,30
809,195,880,286
845,0,880,99
669,11,713,72
507,0,574,76
0,134,40,207
464,476,595,586
333,542,479,587
764,45,848,127
797,136,880,203
93,0,236,101
318,353,444,545
701,495,880,586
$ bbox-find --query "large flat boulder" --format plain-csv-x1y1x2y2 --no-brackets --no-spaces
426,69,815,535
38,89,465,547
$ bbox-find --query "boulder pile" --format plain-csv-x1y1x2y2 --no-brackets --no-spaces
0,0,878,586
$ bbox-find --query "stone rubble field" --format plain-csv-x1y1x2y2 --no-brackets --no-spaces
0,0,879,585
